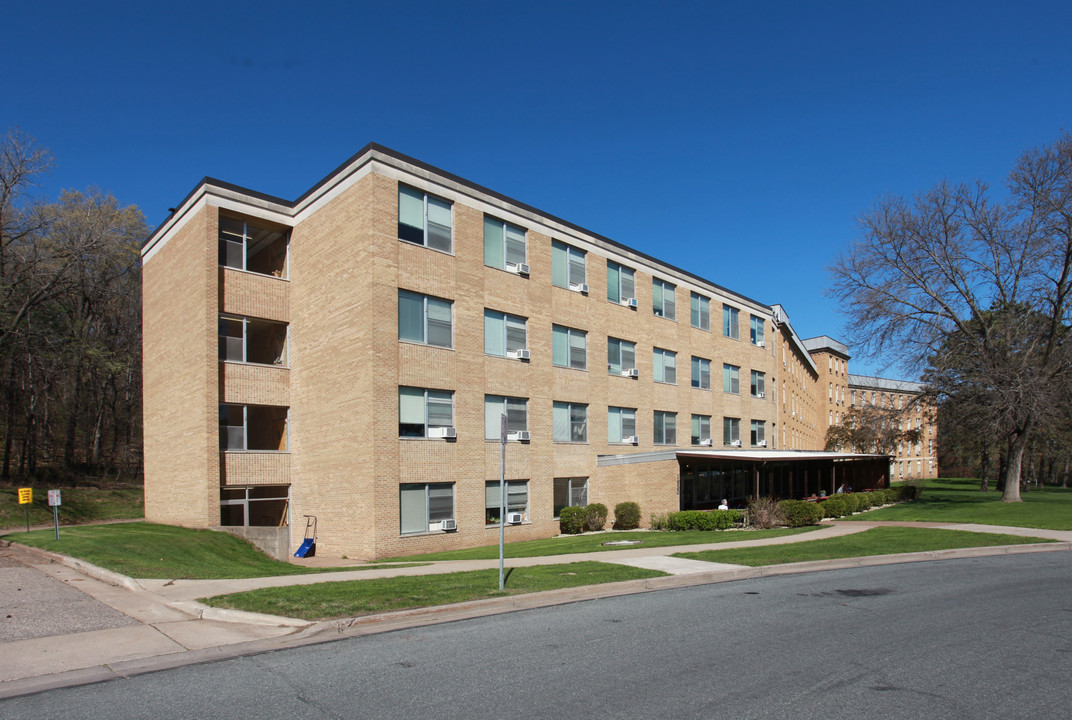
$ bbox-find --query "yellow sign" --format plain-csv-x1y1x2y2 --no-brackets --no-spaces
18,488,32,505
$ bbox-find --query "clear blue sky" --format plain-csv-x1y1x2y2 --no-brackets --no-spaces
4,0,1070,377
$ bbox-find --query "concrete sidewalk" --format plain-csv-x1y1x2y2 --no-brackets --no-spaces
1,520,1069,700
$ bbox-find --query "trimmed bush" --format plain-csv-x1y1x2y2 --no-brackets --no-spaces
778,499,824,527
559,506,586,534
584,503,608,531
666,509,743,531
819,495,848,518
613,502,641,530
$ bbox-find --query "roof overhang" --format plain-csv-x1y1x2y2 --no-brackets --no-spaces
598,449,890,467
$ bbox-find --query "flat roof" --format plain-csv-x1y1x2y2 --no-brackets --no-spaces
598,449,890,466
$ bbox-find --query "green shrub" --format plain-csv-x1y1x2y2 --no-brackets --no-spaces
649,512,670,530
559,506,586,534
613,502,641,530
854,492,873,511
666,509,743,530
840,493,859,514
584,503,608,531
778,499,824,527
820,495,848,518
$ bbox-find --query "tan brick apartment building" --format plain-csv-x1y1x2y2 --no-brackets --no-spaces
142,144,935,560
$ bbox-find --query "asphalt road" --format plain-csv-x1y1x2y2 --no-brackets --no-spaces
2,553,1069,719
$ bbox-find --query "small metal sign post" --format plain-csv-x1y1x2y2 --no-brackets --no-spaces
17,487,32,532
498,413,507,591
48,490,62,540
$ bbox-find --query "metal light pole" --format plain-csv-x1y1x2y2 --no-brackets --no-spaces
499,413,507,591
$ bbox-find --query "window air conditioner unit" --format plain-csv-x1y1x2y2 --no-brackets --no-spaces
623,368,640,378
757,440,767,447
624,435,639,444
757,392,765,399
509,430,531,441
756,340,765,348
731,439,742,447
570,282,589,294
514,263,531,276
440,519,457,531
624,297,638,308
429,426,457,439
699,438,712,447
506,512,524,524
511,348,531,360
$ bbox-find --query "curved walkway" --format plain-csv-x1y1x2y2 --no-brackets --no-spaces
1,520,1069,698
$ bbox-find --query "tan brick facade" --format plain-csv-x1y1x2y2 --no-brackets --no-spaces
142,145,934,560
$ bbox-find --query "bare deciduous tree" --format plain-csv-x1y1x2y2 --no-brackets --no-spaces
830,133,1072,502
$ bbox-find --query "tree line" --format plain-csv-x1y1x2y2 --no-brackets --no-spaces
0,129,145,485
831,132,1072,501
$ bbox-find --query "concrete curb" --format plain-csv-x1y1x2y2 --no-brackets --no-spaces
10,542,143,593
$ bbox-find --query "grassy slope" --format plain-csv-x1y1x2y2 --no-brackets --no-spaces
0,485,143,528
855,478,1072,530
203,562,667,620
675,526,1054,566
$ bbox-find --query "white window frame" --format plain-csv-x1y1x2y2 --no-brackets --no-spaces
551,240,586,289
749,314,765,346
652,279,676,319
484,395,528,440
553,401,588,443
398,387,454,438
607,337,637,375
400,483,455,534
398,290,453,349
653,410,677,445
723,305,740,339
690,293,710,331
398,184,453,253
608,406,637,444
607,261,636,303
723,364,741,394
654,347,677,384
751,370,766,398
552,325,587,370
483,216,527,271
484,309,527,357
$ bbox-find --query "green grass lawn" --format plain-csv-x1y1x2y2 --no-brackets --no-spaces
5,522,415,579
0,485,143,529
202,562,667,620
381,526,819,562
674,526,1055,566
855,478,1072,530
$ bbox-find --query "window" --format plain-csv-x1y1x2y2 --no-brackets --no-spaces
751,370,766,398
652,279,676,319
723,305,740,339
553,402,588,442
484,396,528,440
607,261,636,303
219,404,289,451
553,477,588,518
723,364,740,394
484,310,527,357
750,315,765,346
723,417,741,446
551,240,586,289
653,410,677,445
653,348,677,384
608,406,637,443
483,216,527,271
691,414,712,446
485,480,528,525
398,387,453,438
398,290,452,348
552,325,587,370
220,485,290,527
690,293,710,331
219,315,288,365
607,337,637,375
398,184,452,252
400,483,454,534
751,420,766,446
691,356,711,390
218,215,289,277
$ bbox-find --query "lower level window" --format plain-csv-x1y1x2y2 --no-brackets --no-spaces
751,419,766,446
485,480,529,525
219,485,289,526
400,483,454,534
553,477,588,518
653,410,677,445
